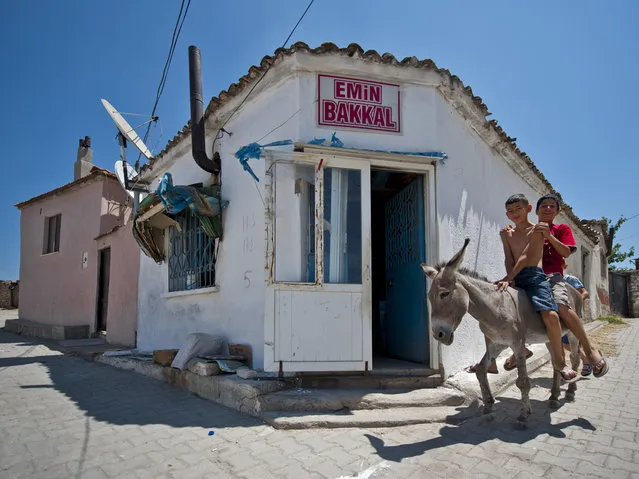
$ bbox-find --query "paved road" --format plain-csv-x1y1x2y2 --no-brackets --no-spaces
1,309,638,478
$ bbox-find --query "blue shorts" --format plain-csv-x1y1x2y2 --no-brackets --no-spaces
562,335,569,344
514,266,559,313
564,274,585,290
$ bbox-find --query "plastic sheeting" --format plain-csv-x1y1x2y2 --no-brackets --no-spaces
171,333,230,370
306,134,448,160
131,174,229,263
234,140,293,182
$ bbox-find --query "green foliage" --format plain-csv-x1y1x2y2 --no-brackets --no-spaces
597,315,626,325
602,216,636,270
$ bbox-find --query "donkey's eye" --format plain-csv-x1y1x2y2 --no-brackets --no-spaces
440,291,450,299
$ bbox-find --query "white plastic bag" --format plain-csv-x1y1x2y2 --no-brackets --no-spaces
171,333,229,370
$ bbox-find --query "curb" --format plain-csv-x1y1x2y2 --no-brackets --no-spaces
95,354,289,417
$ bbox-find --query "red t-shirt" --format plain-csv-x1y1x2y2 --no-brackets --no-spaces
542,223,576,275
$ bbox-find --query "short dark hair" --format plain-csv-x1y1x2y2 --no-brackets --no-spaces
505,194,529,207
536,193,561,212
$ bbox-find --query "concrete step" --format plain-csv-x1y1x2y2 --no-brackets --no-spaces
259,387,465,412
261,405,474,429
4,318,89,340
297,372,443,389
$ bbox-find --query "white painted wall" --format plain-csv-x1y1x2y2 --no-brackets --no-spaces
136,76,301,369
137,52,604,374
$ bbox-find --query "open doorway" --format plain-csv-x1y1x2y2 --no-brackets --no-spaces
96,247,111,333
371,170,429,367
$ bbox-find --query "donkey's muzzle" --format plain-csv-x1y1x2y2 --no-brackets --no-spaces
433,328,454,346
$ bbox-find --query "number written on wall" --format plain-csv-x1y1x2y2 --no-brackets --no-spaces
242,214,256,254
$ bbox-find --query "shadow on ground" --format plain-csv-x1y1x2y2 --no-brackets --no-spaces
366,395,596,462
0,331,261,430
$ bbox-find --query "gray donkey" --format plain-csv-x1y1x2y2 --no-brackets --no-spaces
421,238,582,425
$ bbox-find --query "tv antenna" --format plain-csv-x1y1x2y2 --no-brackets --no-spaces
101,99,156,211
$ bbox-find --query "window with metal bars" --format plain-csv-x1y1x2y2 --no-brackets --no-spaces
168,209,216,292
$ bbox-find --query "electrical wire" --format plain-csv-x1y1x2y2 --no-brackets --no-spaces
212,0,316,150
135,0,192,170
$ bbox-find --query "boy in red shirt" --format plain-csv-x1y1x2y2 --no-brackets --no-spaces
535,194,608,377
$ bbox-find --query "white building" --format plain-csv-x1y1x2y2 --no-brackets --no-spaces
132,42,608,377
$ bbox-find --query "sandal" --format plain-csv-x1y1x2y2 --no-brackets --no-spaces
465,361,498,374
503,349,534,371
581,363,592,377
592,356,609,378
557,366,578,382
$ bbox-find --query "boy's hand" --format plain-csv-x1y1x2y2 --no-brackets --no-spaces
495,278,512,291
500,225,514,237
534,222,551,239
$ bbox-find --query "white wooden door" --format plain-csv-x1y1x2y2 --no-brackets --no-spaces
264,155,372,372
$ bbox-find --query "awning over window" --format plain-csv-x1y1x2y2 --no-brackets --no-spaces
132,173,229,263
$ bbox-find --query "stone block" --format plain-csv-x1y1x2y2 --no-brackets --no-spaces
152,349,178,366
187,359,221,376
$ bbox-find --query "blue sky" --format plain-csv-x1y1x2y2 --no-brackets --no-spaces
1,1,638,279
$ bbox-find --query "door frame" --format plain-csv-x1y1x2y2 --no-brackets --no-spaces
263,144,441,371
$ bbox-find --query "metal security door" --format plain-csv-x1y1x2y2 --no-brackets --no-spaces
609,271,629,317
384,177,428,363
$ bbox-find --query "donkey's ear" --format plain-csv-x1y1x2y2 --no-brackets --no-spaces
421,264,438,279
445,238,471,271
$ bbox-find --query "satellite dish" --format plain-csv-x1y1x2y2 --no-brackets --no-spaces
115,160,139,199
101,98,153,160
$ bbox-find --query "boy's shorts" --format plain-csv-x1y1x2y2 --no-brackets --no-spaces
547,273,575,310
514,266,559,313
564,274,585,290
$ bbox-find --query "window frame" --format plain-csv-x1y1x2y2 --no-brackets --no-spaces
43,214,61,254
167,208,217,292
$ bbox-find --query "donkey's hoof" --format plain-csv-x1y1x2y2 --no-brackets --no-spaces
482,405,494,415
565,392,575,402
548,399,560,409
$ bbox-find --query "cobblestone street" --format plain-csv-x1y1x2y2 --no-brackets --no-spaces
1,310,638,479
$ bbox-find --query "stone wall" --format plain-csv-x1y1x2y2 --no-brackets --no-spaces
0,281,19,309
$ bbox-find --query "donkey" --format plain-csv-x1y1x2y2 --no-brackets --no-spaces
421,238,582,425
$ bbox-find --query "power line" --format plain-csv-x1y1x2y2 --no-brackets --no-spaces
135,0,192,170
618,232,639,242
212,0,316,150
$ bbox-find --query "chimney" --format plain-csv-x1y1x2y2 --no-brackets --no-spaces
74,136,93,180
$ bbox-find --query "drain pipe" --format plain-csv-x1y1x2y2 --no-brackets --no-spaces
188,45,220,174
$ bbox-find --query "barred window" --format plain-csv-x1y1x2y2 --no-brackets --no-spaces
168,209,217,292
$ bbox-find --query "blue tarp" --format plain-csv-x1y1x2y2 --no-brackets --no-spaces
234,140,293,182
156,172,228,217
306,133,448,160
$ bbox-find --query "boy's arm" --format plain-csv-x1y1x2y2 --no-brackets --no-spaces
500,229,516,274
534,223,576,258
496,232,544,289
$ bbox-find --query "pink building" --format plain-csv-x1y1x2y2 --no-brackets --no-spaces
14,138,139,346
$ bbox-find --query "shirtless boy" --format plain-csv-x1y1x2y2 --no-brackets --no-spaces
495,194,576,380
